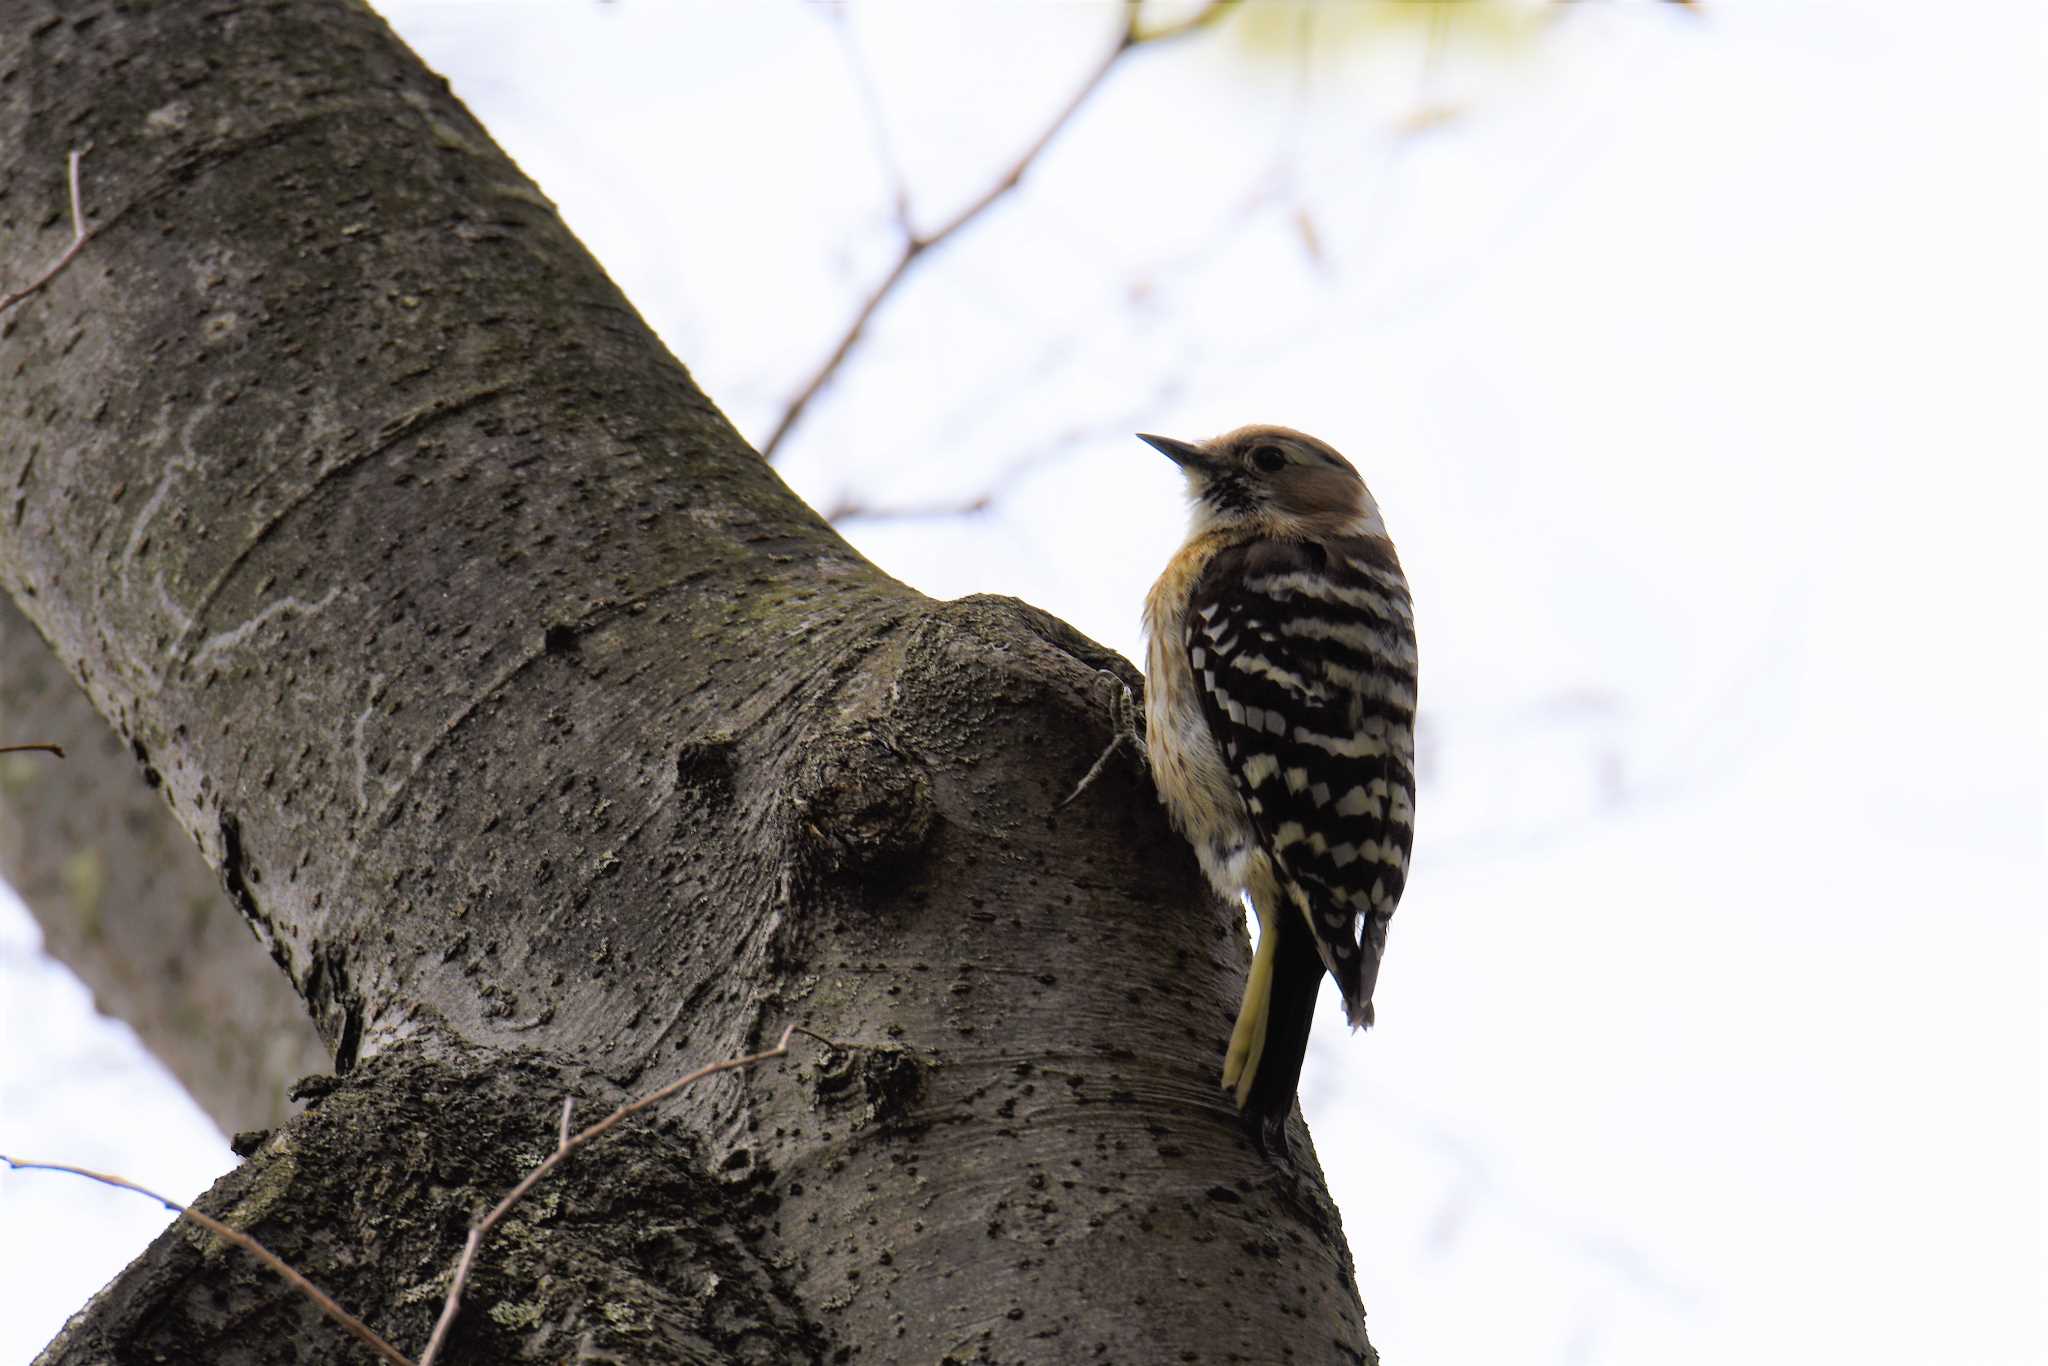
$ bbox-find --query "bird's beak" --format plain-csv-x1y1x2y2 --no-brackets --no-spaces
1136,432,1210,471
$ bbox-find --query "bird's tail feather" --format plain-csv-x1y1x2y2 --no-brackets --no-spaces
1338,938,1380,1031
1238,914,1327,1158
1222,914,1278,1107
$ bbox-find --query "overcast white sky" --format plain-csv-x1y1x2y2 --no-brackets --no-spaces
3,3,2042,1362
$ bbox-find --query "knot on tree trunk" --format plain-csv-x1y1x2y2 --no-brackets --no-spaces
807,1038,928,1135
787,724,933,884
674,732,738,809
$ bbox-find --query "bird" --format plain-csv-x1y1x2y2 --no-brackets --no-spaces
1137,425,1417,1160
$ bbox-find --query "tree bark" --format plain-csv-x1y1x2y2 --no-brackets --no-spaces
0,3,1374,1362
1,592,328,1135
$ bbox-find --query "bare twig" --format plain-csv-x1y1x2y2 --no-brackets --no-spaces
762,1,1230,462
417,1024,832,1366
0,1155,411,1366
821,358,1192,528
828,8,915,236
823,491,994,526
0,148,95,319
0,743,66,757
7,1028,846,1366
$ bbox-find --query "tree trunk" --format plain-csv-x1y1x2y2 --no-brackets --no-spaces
0,3,1374,1362
1,592,328,1135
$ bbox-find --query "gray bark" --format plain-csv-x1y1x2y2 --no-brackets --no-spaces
0,2,1374,1362
1,592,328,1135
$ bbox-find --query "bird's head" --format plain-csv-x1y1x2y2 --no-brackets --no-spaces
1137,425,1386,541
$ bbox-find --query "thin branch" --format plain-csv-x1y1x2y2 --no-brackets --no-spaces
1129,0,1236,46
819,407,1101,526
823,356,1192,528
761,1,1230,462
0,148,95,319
824,491,993,526
0,743,66,757
0,1155,411,1366
828,8,915,236
417,1024,840,1366
7,1028,852,1366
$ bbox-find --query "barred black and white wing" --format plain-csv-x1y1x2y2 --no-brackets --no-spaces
1185,535,1418,1028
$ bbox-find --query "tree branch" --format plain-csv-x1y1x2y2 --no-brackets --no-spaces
7,1028,847,1366
416,1024,842,1366
1,4,1371,1356
0,148,92,318
0,1156,410,1366
759,1,1230,461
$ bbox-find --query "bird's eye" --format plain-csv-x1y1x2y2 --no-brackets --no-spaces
1250,445,1287,473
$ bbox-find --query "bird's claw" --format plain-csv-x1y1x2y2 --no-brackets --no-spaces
1058,670,1144,809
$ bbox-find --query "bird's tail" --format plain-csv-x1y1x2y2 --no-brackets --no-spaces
1231,909,1331,1160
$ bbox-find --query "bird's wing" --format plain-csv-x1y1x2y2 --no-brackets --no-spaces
1184,535,1418,1024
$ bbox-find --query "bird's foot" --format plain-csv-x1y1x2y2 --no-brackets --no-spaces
1248,1109,1299,1175
1058,670,1144,809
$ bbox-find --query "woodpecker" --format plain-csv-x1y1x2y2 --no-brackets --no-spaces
1139,425,1417,1158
